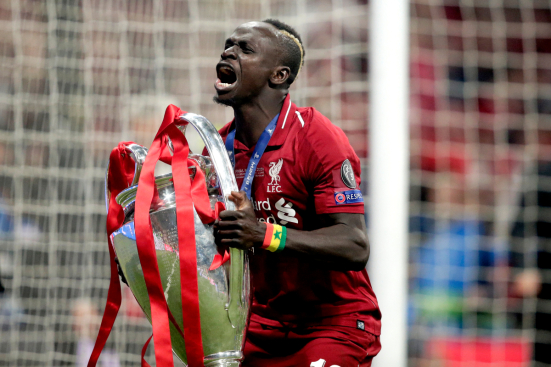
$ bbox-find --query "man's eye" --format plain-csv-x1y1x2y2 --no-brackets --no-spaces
239,42,253,53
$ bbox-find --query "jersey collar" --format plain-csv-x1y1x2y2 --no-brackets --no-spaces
224,93,297,151
267,93,296,147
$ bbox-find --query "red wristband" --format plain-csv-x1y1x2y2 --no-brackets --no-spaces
262,222,274,249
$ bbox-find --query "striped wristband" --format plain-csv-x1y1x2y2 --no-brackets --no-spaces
261,222,287,252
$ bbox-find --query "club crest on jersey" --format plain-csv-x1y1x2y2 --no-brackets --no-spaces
268,158,283,193
340,159,356,189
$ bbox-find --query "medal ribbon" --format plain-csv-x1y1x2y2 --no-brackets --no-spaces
225,113,279,199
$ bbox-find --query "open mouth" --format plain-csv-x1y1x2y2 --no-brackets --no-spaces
215,64,238,91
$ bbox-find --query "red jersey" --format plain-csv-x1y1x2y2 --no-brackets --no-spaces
210,94,381,335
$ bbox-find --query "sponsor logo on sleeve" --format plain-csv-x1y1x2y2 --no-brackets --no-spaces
334,189,364,205
340,159,357,189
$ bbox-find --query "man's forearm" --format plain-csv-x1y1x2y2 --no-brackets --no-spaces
282,223,369,271
216,191,369,271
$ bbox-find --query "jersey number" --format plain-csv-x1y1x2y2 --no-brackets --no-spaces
310,359,341,367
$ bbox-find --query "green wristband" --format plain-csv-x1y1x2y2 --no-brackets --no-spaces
276,226,287,252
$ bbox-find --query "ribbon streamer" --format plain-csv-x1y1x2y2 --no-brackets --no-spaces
88,142,141,367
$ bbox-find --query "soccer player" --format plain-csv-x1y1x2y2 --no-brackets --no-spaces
211,19,381,366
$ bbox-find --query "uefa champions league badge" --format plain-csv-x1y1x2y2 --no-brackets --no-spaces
334,190,364,205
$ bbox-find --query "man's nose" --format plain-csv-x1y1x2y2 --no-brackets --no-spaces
221,46,236,59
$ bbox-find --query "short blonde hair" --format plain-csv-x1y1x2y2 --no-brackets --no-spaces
263,19,305,84
278,30,304,80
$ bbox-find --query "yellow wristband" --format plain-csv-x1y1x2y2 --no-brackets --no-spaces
265,224,287,252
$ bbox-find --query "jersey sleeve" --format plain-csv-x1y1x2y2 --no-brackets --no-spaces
302,111,365,215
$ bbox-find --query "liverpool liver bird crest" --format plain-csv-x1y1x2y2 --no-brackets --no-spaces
269,159,283,185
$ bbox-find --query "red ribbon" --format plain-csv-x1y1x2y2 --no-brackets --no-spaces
141,335,153,367
162,137,229,270
209,201,230,270
88,142,140,367
186,160,229,270
165,124,205,366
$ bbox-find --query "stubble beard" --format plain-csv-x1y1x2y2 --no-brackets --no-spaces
213,93,251,108
213,95,236,107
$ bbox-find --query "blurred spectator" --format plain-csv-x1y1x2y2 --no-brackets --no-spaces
410,173,501,334
72,299,120,367
510,133,551,365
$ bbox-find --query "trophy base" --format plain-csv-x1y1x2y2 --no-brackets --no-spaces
204,351,243,367
204,361,240,367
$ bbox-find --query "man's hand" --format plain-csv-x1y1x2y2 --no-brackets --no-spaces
214,191,265,250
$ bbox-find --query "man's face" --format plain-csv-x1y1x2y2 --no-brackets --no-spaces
214,22,280,106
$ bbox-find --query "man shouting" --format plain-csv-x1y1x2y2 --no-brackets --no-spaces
211,19,381,367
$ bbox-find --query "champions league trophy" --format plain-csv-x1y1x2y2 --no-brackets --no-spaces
108,113,250,366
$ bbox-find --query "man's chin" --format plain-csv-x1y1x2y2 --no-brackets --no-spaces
213,95,236,107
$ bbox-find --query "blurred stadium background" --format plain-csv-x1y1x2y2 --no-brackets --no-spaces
0,0,550,366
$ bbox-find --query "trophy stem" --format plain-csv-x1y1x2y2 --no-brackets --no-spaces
203,361,241,367
203,351,243,367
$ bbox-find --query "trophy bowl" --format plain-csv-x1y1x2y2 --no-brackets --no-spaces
109,113,250,366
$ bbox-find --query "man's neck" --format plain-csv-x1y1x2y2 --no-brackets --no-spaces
232,94,286,148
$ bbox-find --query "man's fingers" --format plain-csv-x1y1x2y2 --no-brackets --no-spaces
220,238,246,250
219,209,244,220
215,220,242,229
228,190,253,211
216,229,242,238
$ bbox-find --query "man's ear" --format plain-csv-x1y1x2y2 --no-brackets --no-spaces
270,66,291,86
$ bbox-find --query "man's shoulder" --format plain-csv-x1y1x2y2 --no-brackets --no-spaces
295,106,327,127
296,106,350,146
217,120,234,138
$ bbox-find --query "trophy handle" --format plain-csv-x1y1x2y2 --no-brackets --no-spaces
104,143,149,214
178,113,247,330
123,143,149,186
177,113,239,210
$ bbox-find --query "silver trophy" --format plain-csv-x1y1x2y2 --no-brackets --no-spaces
109,113,250,366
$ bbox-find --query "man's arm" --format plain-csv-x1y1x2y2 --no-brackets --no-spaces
214,191,369,271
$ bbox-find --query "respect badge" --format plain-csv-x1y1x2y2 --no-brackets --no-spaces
334,189,364,205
